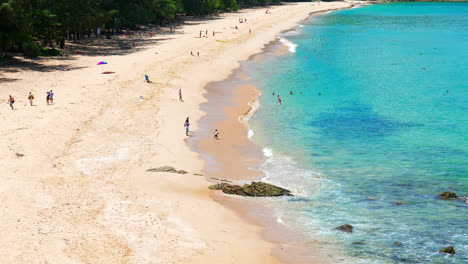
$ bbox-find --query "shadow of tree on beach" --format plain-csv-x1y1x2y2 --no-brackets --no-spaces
0,57,88,73
0,31,174,74
0,77,19,83
64,33,175,57
179,15,224,26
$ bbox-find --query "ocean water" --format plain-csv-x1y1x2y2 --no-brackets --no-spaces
246,3,468,263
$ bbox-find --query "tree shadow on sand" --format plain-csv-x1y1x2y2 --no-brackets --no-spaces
0,32,173,73
0,57,88,73
64,33,173,57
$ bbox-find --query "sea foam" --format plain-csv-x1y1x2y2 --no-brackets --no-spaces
260,147,324,197
247,129,254,139
278,37,298,53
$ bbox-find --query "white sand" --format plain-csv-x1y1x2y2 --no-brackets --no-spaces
0,2,355,263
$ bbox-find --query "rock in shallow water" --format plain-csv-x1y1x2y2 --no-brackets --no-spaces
439,191,457,200
335,224,354,233
209,182,292,197
439,246,455,254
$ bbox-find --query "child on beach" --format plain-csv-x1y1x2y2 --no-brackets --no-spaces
28,92,34,106
145,74,150,83
214,129,219,140
179,89,183,102
7,95,15,110
46,92,50,105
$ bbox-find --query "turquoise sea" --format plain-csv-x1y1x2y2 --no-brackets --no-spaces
246,3,468,263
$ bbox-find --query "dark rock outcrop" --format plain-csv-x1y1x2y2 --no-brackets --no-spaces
146,166,188,174
439,192,457,200
439,246,455,255
335,224,353,233
208,181,292,197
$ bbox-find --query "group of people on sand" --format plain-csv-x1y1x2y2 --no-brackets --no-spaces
190,51,200,57
200,29,219,38
7,90,54,110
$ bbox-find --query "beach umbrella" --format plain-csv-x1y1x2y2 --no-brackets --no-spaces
97,61,112,74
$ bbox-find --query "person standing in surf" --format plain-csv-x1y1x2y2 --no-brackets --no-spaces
184,117,190,136
277,95,282,104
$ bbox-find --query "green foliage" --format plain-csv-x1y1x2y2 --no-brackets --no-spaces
153,0,181,24
22,41,41,57
40,48,62,56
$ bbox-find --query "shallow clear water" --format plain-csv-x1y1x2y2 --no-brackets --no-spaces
247,3,468,263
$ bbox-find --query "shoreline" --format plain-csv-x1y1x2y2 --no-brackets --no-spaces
193,4,366,264
194,42,333,264
0,2,358,263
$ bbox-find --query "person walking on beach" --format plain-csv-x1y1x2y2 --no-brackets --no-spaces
277,95,282,104
179,89,183,102
49,90,54,104
184,117,190,136
28,92,34,106
7,95,15,110
46,91,50,105
214,129,219,140
213,30,215,36
197,52,199,57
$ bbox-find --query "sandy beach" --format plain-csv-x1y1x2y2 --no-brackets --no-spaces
0,2,355,263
